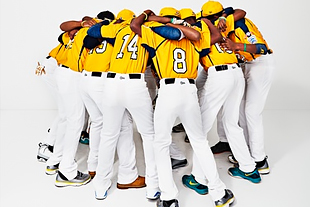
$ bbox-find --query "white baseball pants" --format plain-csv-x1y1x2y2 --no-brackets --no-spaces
154,78,226,201
79,70,138,183
217,54,275,162
199,64,256,173
93,72,158,194
48,66,85,180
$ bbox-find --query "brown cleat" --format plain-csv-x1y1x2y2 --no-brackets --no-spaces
89,171,96,179
117,176,146,189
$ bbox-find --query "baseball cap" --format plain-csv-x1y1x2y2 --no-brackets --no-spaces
180,8,196,20
201,0,223,17
96,11,115,21
116,9,136,21
159,7,181,18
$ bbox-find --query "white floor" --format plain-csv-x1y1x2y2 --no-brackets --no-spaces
0,109,309,207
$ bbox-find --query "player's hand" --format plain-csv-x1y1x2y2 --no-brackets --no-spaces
82,19,97,27
219,38,237,51
217,19,227,32
35,62,46,76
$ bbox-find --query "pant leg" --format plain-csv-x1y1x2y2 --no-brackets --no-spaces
242,54,275,161
57,67,85,179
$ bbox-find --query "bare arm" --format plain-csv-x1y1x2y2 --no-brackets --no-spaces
218,8,246,32
221,38,257,53
60,18,97,32
130,10,155,36
202,18,222,45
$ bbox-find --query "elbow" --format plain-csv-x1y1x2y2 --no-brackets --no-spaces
193,32,201,41
130,22,141,36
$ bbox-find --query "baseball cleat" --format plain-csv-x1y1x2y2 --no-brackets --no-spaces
182,174,208,195
46,163,59,175
228,167,261,184
211,142,231,154
157,199,179,207
146,188,161,200
37,142,53,162
215,189,235,207
171,158,188,170
55,171,91,187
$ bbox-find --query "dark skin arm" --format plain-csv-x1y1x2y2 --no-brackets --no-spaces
131,10,200,41
131,9,169,36
218,9,246,32
221,38,257,53
201,18,222,45
60,18,97,32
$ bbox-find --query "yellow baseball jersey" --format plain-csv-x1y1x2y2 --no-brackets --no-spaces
50,32,71,65
62,27,89,72
141,22,206,79
200,15,238,69
81,40,114,72
100,20,149,74
229,18,271,61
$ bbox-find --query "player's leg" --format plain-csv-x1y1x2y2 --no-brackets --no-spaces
152,81,179,201
179,83,226,201
125,78,159,199
92,78,127,198
222,67,260,183
55,68,88,186
116,110,143,189
243,55,275,162
79,71,104,177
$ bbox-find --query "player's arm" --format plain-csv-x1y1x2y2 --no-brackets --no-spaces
201,18,222,45
218,8,246,32
130,9,169,37
87,20,112,38
221,38,269,54
60,18,97,32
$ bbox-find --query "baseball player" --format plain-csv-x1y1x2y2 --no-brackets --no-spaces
194,5,247,154
217,6,275,174
79,11,146,190
47,16,100,187
43,29,80,175
131,7,234,207
36,38,67,162
86,9,160,200
192,1,261,184
144,62,188,169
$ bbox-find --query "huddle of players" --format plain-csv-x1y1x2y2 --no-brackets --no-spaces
36,1,275,207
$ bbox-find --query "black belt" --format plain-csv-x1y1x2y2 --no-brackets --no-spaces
215,63,240,71
46,56,51,59
107,72,141,79
164,78,195,85
60,64,69,68
91,72,103,77
215,65,228,71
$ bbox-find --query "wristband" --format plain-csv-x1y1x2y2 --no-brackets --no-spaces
219,16,226,22
142,12,148,21
244,43,247,52
81,21,86,27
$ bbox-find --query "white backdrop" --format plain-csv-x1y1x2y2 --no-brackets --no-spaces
0,0,309,110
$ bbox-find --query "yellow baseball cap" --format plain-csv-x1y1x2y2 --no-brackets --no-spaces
159,7,181,18
179,8,196,20
196,12,202,20
201,1,223,17
116,9,136,21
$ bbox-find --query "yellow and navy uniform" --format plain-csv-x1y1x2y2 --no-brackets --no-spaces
199,15,239,69
50,32,71,65
141,22,207,79
100,19,149,74
229,17,272,61
81,39,114,72
62,28,89,72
